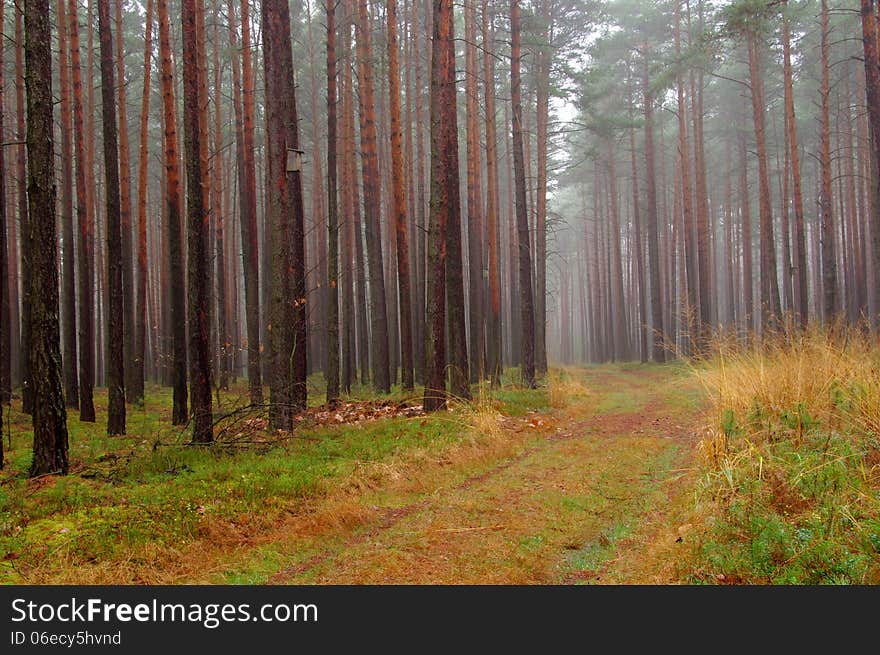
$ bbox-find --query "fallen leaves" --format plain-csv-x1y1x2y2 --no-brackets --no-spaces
305,400,424,427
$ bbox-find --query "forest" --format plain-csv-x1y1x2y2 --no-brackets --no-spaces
1,0,879,585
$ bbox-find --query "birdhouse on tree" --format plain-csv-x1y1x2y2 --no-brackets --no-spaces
287,148,304,173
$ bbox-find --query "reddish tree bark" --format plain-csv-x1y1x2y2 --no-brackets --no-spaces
355,0,391,393
182,0,213,442
68,0,95,421
424,0,463,411
746,33,782,330
157,0,188,424
387,0,414,391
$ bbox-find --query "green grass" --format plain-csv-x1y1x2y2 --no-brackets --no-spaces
691,396,880,585
0,373,547,583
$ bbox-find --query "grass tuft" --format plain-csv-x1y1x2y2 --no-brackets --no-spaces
687,326,880,584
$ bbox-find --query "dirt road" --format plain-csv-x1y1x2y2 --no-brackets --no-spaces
214,365,703,585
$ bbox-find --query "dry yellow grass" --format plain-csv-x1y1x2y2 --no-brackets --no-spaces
690,325,880,454
547,368,591,409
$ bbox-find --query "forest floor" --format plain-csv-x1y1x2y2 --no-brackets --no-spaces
257,364,704,585
0,364,706,584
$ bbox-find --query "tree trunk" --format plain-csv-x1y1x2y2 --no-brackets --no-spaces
212,0,229,392
739,127,755,335
534,0,551,376
819,0,837,322
67,0,95,421
17,4,33,415
157,0,187,425
482,0,502,386
226,0,262,404
97,0,126,436
643,52,665,362
263,0,307,429
181,0,212,442
465,0,485,383
56,0,78,409
0,0,5,462
413,0,427,386
115,0,135,398
746,33,782,331
25,0,70,475
133,0,153,404
424,0,463,411
326,0,340,404
511,0,535,386
860,0,880,325
674,6,698,352
355,0,391,393
630,112,648,363
387,0,414,391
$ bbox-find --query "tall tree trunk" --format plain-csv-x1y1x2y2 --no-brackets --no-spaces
674,5,698,352
227,0,262,404
739,128,755,334
212,0,229,392
424,0,463,410
340,8,356,394
746,33,782,331
534,0,550,376
511,0,535,387
606,141,627,360
355,0,391,393
630,111,648,363
413,0,427,385
690,1,711,347
26,0,70,475
861,0,880,324
181,0,213,442
465,0,485,383
17,4,33,415
263,0,307,429
0,0,8,410
786,1,805,327
387,0,414,390
56,0,78,409
643,52,665,362
68,0,95,421
97,0,126,436
115,0,135,397
157,0,187,424
819,0,837,322
326,0,340,404
0,0,5,462
482,0,502,386
133,0,153,404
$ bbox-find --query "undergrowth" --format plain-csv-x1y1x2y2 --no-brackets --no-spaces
688,327,880,584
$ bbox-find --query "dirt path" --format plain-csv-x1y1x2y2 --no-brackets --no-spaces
219,365,703,584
